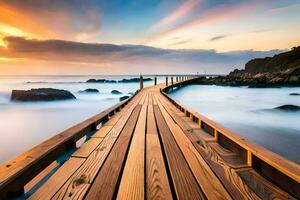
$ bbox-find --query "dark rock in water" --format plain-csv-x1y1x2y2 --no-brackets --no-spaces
86,79,106,83
105,80,117,83
111,90,122,94
11,88,76,101
79,88,99,93
120,96,130,101
128,92,134,95
289,93,300,96
118,78,152,83
274,105,300,111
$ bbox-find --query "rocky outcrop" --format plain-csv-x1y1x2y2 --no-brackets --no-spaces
119,78,152,83
273,105,300,112
231,46,300,75
289,93,300,96
120,96,130,101
79,89,99,93
11,88,76,101
86,79,106,83
111,90,122,94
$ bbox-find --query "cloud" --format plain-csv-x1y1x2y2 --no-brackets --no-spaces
209,35,228,41
151,0,202,29
0,1,102,41
146,2,260,44
0,36,283,74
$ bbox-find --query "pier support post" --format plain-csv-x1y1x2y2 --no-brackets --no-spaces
140,74,143,89
166,76,168,86
154,77,157,85
176,77,178,82
171,77,173,85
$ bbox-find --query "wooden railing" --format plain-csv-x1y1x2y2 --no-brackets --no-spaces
0,90,139,198
161,76,300,197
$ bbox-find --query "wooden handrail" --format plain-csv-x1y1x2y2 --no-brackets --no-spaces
0,90,139,197
160,77,300,196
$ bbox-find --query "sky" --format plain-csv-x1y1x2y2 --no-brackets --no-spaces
0,0,299,75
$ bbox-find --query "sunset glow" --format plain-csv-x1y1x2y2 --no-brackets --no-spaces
0,0,299,75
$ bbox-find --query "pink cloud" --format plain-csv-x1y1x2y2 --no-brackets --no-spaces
146,2,260,44
151,0,202,29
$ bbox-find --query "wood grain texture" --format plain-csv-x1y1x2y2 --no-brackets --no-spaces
71,138,103,158
155,94,232,200
153,105,206,200
92,125,112,138
51,96,144,200
117,95,148,200
158,94,260,200
24,161,58,193
84,105,142,200
237,168,296,200
146,94,172,200
29,157,85,200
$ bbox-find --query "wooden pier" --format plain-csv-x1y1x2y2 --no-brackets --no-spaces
0,76,299,199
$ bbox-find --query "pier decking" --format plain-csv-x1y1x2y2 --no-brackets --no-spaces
0,77,300,199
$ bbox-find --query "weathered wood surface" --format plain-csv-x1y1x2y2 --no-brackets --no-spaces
146,93,172,200
1,78,299,200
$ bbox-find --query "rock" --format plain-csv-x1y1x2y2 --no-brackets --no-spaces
111,90,122,94
120,96,130,101
79,88,99,93
273,105,300,111
128,92,134,95
118,78,152,83
289,93,300,96
288,76,299,83
11,88,76,101
105,80,117,83
86,79,106,83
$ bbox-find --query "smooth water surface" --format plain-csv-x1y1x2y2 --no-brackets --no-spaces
169,85,300,164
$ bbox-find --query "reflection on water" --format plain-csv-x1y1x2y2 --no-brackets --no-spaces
0,75,164,163
169,85,300,164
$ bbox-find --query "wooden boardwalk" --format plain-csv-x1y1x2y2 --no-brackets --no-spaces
1,77,300,199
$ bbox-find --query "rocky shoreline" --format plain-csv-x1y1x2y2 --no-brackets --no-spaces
194,46,300,88
194,68,300,88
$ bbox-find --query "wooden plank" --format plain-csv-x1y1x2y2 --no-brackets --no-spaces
116,95,148,200
155,95,232,200
85,105,142,200
28,157,85,200
237,168,297,200
153,104,206,200
146,94,172,200
24,161,58,193
92,125,113,138
51,96,144,200
158,94,260,200
72,138,103,158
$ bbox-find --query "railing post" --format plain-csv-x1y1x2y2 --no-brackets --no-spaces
154,77,157,85
247,151,252,167
176,77,178,82
166,76,168,86
171,77,173,85
140,74,143,89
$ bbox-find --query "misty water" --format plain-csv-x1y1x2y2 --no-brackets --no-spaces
0,75,164,163
169,85,300,164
